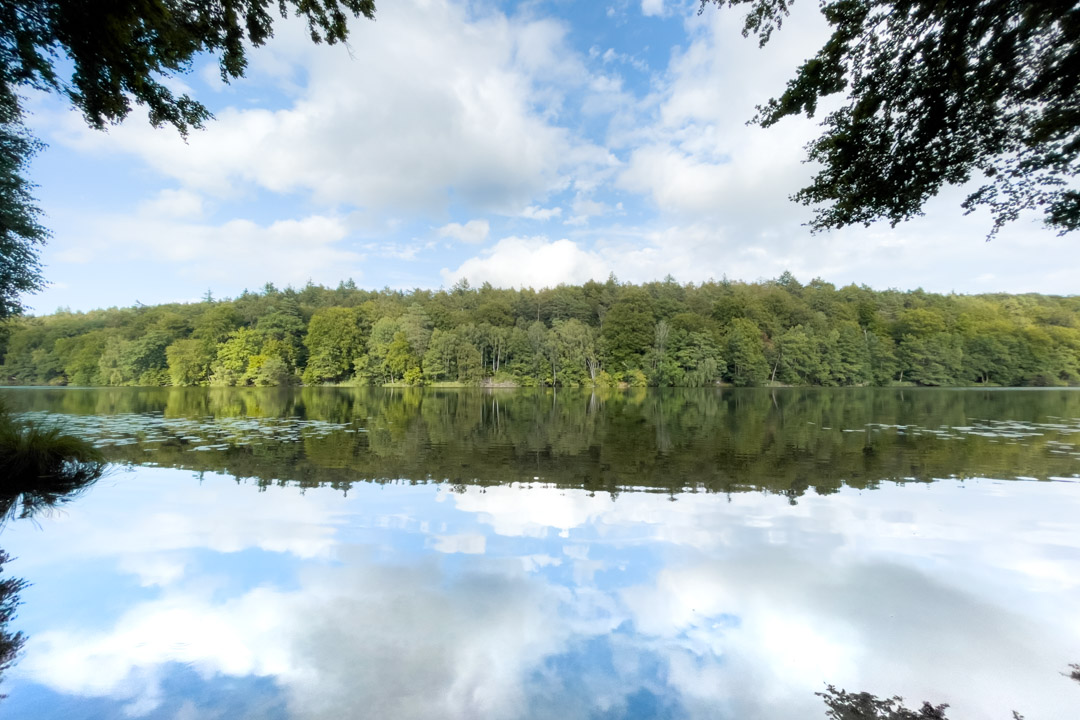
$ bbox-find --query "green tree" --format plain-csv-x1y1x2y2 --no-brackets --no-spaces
673,329,722,387
704,0,1080,236
866,330,899,386
97,336,130,386
250,354,292,386
193,304,242,344
384,331,418,382
602,288,655,372
422,329,457,383
399,305,433,359
367,316,402,384
774,325,820,385
553,318,597,386
166,338,213,387
897,333,963,386
255,298,307,371
528,320,556,385
725,318,769,386
303,307,364,384
56,331,106,386
3,277,1080,390
0,121,45,319
831,322,873,386
211,328,263,386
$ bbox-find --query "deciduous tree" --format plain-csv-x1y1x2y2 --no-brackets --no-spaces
704,1,1080,236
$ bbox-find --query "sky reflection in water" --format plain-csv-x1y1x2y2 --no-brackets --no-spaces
2,467,1079,719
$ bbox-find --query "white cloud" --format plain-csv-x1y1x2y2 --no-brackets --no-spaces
641,0,666,18
19,550,579,720
570,194,609,221
614,6,828,227
8,468,1080,720
520,205,563,221
448,485,616,538
441,236,609,289
440,206,1080,295
9,469,349,568
62,211,362,290
49,0,612,216
438,219,490,244
432,533,487,554
138,189,205,219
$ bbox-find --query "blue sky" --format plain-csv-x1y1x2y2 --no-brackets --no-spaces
21,0,1080,313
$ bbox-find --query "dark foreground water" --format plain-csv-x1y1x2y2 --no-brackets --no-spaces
1,387,1079,719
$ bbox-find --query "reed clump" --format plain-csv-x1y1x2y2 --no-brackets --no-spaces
0,405,105,522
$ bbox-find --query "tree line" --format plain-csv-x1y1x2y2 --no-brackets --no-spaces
2,274,1078,388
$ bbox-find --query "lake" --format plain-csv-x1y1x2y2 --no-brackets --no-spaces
1,387,1079,719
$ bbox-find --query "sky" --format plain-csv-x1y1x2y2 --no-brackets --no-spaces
20,0,1080,313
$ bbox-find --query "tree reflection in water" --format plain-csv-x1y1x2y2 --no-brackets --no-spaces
819,686,948,719
3,387,1080,500
0,410,105,696
1,388,1079,716
0,551,26,699
820,673,1080,720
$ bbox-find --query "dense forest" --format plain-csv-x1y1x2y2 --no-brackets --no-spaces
2,274,1079,388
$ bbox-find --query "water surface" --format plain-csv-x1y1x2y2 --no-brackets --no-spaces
1,387,1079,719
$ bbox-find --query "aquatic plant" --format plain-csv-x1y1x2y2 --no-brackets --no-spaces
0,405,105,522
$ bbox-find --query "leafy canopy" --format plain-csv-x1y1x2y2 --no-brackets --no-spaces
0,0,376,318
0,0,376,134
703,0,1080,237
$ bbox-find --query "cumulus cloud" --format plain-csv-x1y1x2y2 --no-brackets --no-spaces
614,6,827,228
138,189,205,219
519,205,563,221
9,470,1080,720
48,0,613,215
438,219,490,244
441,204,1080,295
441,236,609,289
20,555,578,720
60,211,361,290
10,469,349,569
641,0,666,18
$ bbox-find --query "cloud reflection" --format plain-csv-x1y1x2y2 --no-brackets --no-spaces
3,472,1079,719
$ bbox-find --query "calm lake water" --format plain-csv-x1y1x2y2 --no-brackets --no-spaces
1,387,1079,719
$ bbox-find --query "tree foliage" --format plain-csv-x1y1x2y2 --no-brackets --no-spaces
0,118,45,320
704,0,1080,236
2,275,1078,389
0,0,376,135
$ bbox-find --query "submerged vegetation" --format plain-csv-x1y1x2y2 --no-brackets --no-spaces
2,275,1078,389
